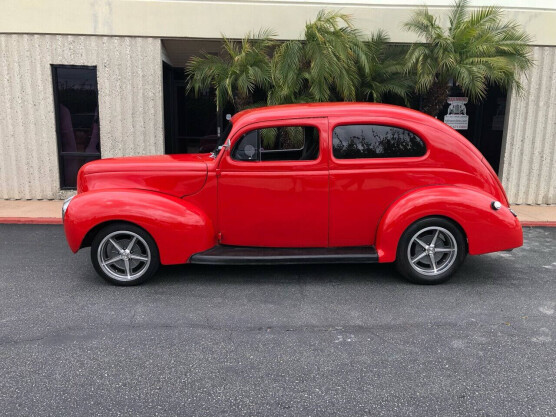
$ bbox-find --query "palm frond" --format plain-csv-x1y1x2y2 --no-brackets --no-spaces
403,0,533,110
186,27,276,111
449,0,469,37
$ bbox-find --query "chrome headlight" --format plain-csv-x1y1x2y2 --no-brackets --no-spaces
62,196,74,221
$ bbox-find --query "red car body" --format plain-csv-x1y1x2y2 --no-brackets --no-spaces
64,103,522,269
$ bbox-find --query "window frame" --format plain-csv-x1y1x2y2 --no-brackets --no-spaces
332,123,427,161
232,129,260,162
51,64,101,190
231,123,320,163
328,117,430,169
219,117,328,172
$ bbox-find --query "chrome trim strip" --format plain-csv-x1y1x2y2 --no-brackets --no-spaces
62,196,74,222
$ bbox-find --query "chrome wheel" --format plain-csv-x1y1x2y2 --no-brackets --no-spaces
97,231,151,282
407,226,458,276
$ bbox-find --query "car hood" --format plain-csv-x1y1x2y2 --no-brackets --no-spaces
77,154,209,197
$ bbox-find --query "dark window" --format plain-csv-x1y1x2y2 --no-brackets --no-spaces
232,126,319,162
52,65,100,188
333,124,426,159
233,130,259,161
163,64,221,155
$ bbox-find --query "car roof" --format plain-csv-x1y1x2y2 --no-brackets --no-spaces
231,102,449,132
229,102,485,163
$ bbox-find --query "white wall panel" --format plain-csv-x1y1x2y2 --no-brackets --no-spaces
2,0,556,46
1,35,554,204
0,34,163,199
500,46,556,205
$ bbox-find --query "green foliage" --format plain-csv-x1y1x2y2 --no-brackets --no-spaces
359,32,414,104
404,0,532,115
259,126,305,150
185,3,532,115
269,10,409,105
186,29,276,111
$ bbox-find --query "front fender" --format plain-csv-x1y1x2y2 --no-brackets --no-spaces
375,185,522,263
64,189,216,265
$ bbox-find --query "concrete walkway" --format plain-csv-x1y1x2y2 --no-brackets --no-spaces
0,200,64,223
0,199,554,226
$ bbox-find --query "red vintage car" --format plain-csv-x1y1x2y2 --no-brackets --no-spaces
62,103,523,285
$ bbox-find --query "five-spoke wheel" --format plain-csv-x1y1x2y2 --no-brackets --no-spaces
396,217,466,284
91,223,160,285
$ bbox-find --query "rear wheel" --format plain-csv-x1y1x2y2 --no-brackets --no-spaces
91,223,160,286
396,217,467,284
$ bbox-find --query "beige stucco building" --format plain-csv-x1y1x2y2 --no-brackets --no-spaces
0,0,555,203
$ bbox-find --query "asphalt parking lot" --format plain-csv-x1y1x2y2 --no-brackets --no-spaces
0,225,555,416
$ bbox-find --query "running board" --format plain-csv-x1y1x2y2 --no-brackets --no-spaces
189,245,378,265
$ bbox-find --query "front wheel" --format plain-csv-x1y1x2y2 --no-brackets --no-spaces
396,217,467,285
91,223,160,286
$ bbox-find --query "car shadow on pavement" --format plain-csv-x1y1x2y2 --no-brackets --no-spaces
149,262,403,287
145,252,525,289
75,248,526,288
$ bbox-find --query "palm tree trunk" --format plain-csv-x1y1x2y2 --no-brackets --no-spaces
234,94,254,112
421,79,450,117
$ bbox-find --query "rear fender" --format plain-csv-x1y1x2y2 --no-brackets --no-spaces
64,189,216,265
375,186,522,263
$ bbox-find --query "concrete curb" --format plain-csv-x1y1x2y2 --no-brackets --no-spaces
521,221,556,227
0,217,62,225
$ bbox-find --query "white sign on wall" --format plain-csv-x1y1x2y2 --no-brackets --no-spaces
444,97,469,130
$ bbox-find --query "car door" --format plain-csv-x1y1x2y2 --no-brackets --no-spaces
328,116,431,247
217,118,329,248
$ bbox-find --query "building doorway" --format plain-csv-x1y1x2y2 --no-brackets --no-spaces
162,63,221,154
437,85,507,174
161,39,236,155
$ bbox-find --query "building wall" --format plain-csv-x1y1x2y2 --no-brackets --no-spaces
0,34,164,200
2,0,556,45
500,46,556,205
0,1,555,204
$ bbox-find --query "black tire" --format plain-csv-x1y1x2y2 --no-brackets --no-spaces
396,217,467,285
90,222,160,286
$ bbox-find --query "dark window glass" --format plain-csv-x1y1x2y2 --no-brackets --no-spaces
333,124,426,159
175,85,218,153
52,66,100,188
232,130,259,161
232,126,319,162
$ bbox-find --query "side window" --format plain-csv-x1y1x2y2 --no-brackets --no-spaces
232,126,319,162
232,130,258,161
332,124,426,159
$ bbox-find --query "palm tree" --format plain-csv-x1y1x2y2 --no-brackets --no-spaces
404,0,532,116
269,10,380,105
358,31,413,104
186,29,276,112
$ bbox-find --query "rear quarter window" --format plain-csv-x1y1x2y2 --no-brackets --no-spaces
333,124,426,159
